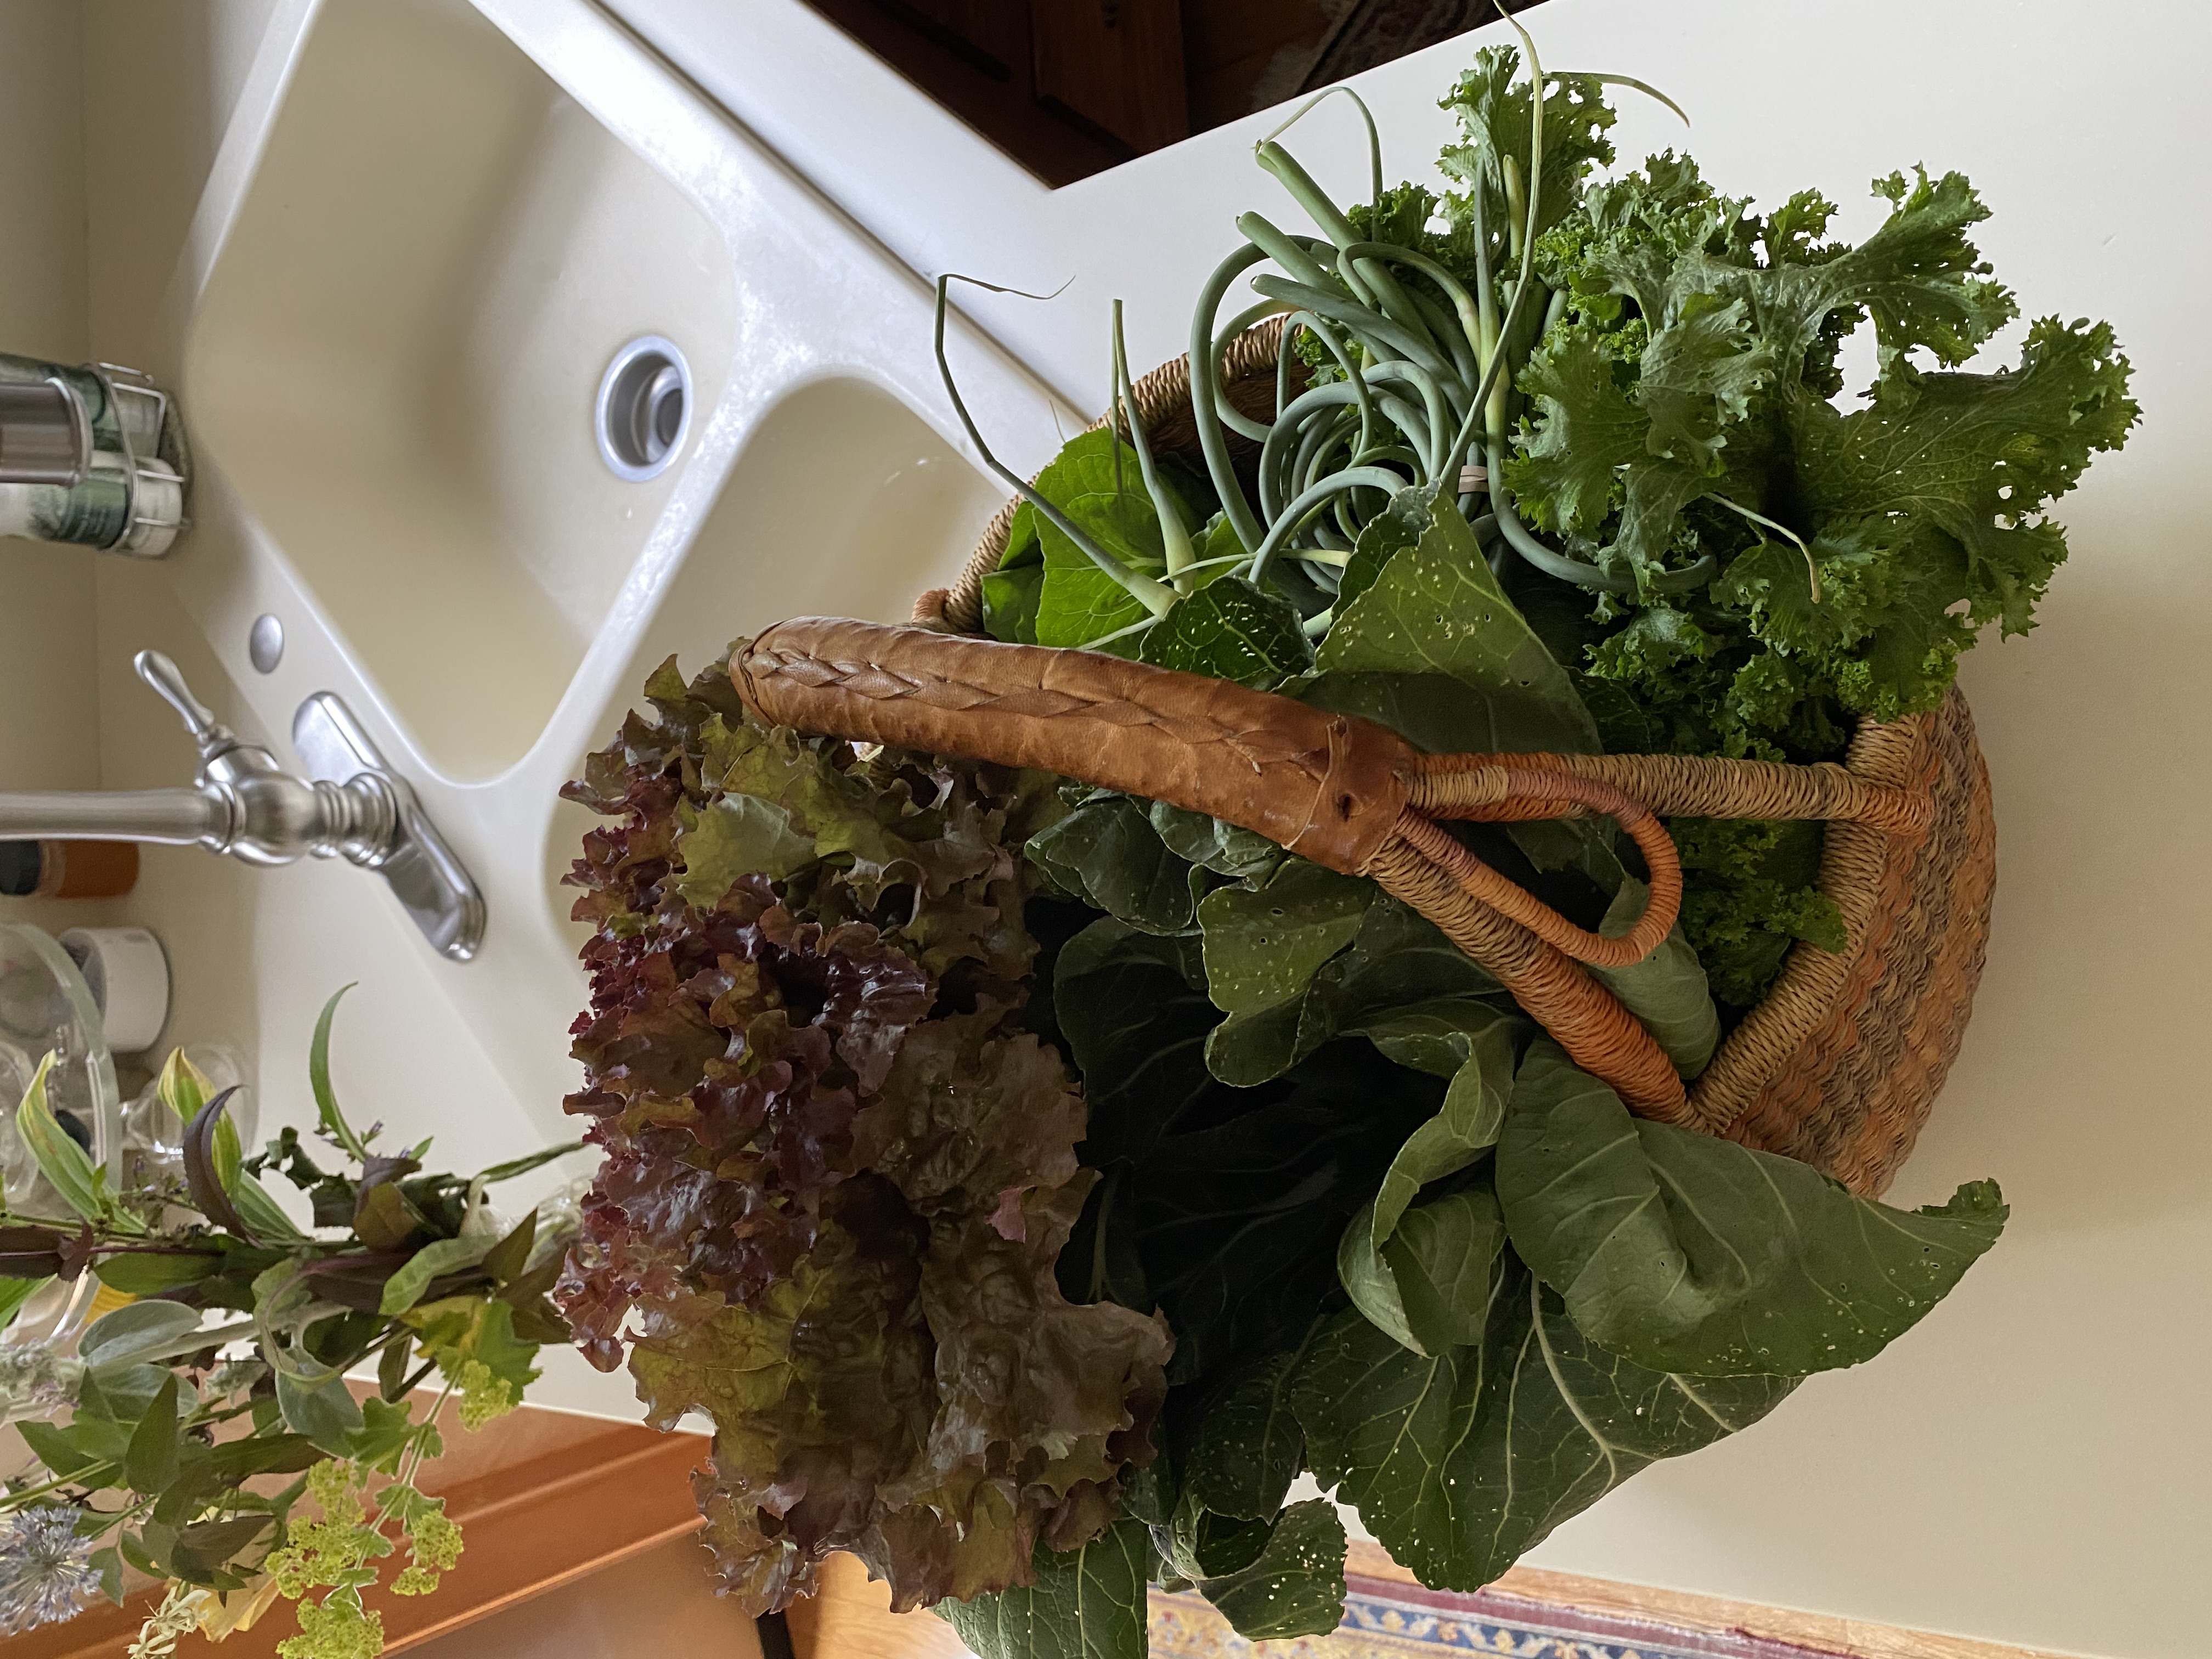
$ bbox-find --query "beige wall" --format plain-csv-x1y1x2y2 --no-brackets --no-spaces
1,0,103,939
1,0,279,938
0,0,98,798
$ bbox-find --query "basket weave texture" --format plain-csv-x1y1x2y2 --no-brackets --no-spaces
775,329,1999,1198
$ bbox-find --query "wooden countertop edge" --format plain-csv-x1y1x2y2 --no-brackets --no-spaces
8,1423,711,1659
1344,1542,2085,1659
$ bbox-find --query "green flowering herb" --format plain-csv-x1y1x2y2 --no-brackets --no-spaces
0,992,579,1655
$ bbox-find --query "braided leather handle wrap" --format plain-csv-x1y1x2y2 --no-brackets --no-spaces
734,618,1418,876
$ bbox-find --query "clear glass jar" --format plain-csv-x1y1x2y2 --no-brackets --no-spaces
0,923,121,1347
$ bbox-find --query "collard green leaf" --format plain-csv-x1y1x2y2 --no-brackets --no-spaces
1179,1350,1305,1522
1146,803,1280,883
1197,862,1372,1016
1029,795,1195,934
1316,489,1600,755
1498,1043,2006,1376
1196,1498,1347,1642
1299,672,1515,761
1205,894,1502,1087
1587,878,1719,1078
1139,575,1313,689
1054,919,1216,1167
1096,1034,1440,1389
1384,1189,1507,1353
1294,1256,1796,1590
1336,1003,1520,1355
1333,487,1429,614
1360,1000,1522,1236
938,1517,1154,1659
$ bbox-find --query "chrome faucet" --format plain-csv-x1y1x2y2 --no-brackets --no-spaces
0,652,484,961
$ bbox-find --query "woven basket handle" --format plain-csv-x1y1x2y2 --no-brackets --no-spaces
733,618,1930,1126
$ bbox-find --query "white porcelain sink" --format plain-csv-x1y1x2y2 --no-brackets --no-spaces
544,375,1003,949
185,0,738,781
159,0,1074,1214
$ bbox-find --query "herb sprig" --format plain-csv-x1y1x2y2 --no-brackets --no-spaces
1,995,582,1658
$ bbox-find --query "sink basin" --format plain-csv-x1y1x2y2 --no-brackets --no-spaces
546,375,1005,947
183,0,737,781
157,0,1080,1387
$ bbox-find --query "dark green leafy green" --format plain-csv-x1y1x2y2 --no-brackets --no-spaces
1029,794,1198,934
1052,921,1216,1168
1194,1498,1346,1641
939,1518,1154,1659
1203,893,1504,1087
1496,1042,2007,1375
1197,863,1373,1016
1340,1186,1508,1356
1177,1351,1305,1522
1294,1256,1797,1590
1139,575,1313,689
1587,878,1720,1076
1316,489,1601,756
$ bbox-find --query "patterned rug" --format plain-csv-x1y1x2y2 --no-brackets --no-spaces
1150,1572,1827,1659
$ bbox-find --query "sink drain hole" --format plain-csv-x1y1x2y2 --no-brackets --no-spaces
596,336,692,481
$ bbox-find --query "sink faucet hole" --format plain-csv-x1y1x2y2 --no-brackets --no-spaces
596,336,692,481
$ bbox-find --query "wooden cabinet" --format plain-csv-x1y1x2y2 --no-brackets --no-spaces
800,0,1188,183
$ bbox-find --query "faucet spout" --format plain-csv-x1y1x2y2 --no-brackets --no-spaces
0,788,229,847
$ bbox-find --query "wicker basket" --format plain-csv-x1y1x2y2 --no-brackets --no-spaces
730,329,1996,1199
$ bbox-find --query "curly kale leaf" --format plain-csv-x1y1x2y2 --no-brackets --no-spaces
1513,154,2137,719
1438,46,1620,249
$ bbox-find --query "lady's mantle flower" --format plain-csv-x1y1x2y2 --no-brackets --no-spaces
0,1504,104,1634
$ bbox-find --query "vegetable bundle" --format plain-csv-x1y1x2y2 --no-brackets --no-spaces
557,35,2134,1659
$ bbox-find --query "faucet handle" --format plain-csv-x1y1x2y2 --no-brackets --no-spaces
135,650,235,757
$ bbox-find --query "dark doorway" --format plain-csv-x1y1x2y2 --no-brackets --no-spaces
799,0,1548,187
